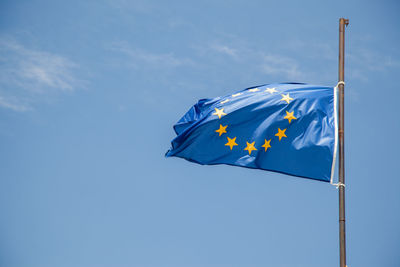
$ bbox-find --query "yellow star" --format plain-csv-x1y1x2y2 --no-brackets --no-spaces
215,124,227,136
261,139,271,152
232,93,242,97
212,108,227,119
249,88,259,92
225,137,238,150
220,99,230,104
281,93,293,104
284,111,297,124
244,141,257,155
265,87,277,94
275,128,287,141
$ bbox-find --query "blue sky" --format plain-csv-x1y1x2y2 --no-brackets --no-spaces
1,0,399,267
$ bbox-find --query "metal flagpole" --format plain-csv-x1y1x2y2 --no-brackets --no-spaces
338,17,349,267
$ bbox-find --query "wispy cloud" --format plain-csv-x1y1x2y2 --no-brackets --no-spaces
348,48,400,72
209,44,239,59
0,96,29,112
200,35,400,85
283,40,337,61
195,39,307,81
345,46,400,85
108,42,194,68
0,38,80,111
261,54,302,80
106,0,157,14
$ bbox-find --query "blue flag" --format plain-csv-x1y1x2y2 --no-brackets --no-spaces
166,83,337,182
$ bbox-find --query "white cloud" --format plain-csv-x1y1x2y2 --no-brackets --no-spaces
0,96,29,112
0,38,80,111
261,54,302,80
198,36,400,85
349,48,400,71
109,42,193,68
284,40,336,61
346,47,400,83
210,44,239,58
195,39,306,81
106,0,157,14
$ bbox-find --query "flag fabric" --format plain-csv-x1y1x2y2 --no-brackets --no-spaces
166,83,337,182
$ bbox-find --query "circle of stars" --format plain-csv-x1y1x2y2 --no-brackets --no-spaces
211,86,297,155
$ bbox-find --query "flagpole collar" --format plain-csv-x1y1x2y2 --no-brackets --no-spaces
331,182,346,189
336,81,345,87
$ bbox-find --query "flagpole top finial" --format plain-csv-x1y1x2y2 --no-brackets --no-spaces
340,18,349,26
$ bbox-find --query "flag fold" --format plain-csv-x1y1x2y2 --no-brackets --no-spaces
166,83,336,182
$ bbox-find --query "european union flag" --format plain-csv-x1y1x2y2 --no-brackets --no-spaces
166,83,337,182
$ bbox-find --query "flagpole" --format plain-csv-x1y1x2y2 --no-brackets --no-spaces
338,17,349,267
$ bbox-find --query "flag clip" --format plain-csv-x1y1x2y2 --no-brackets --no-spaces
336,81,345,87
331,182,345,189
